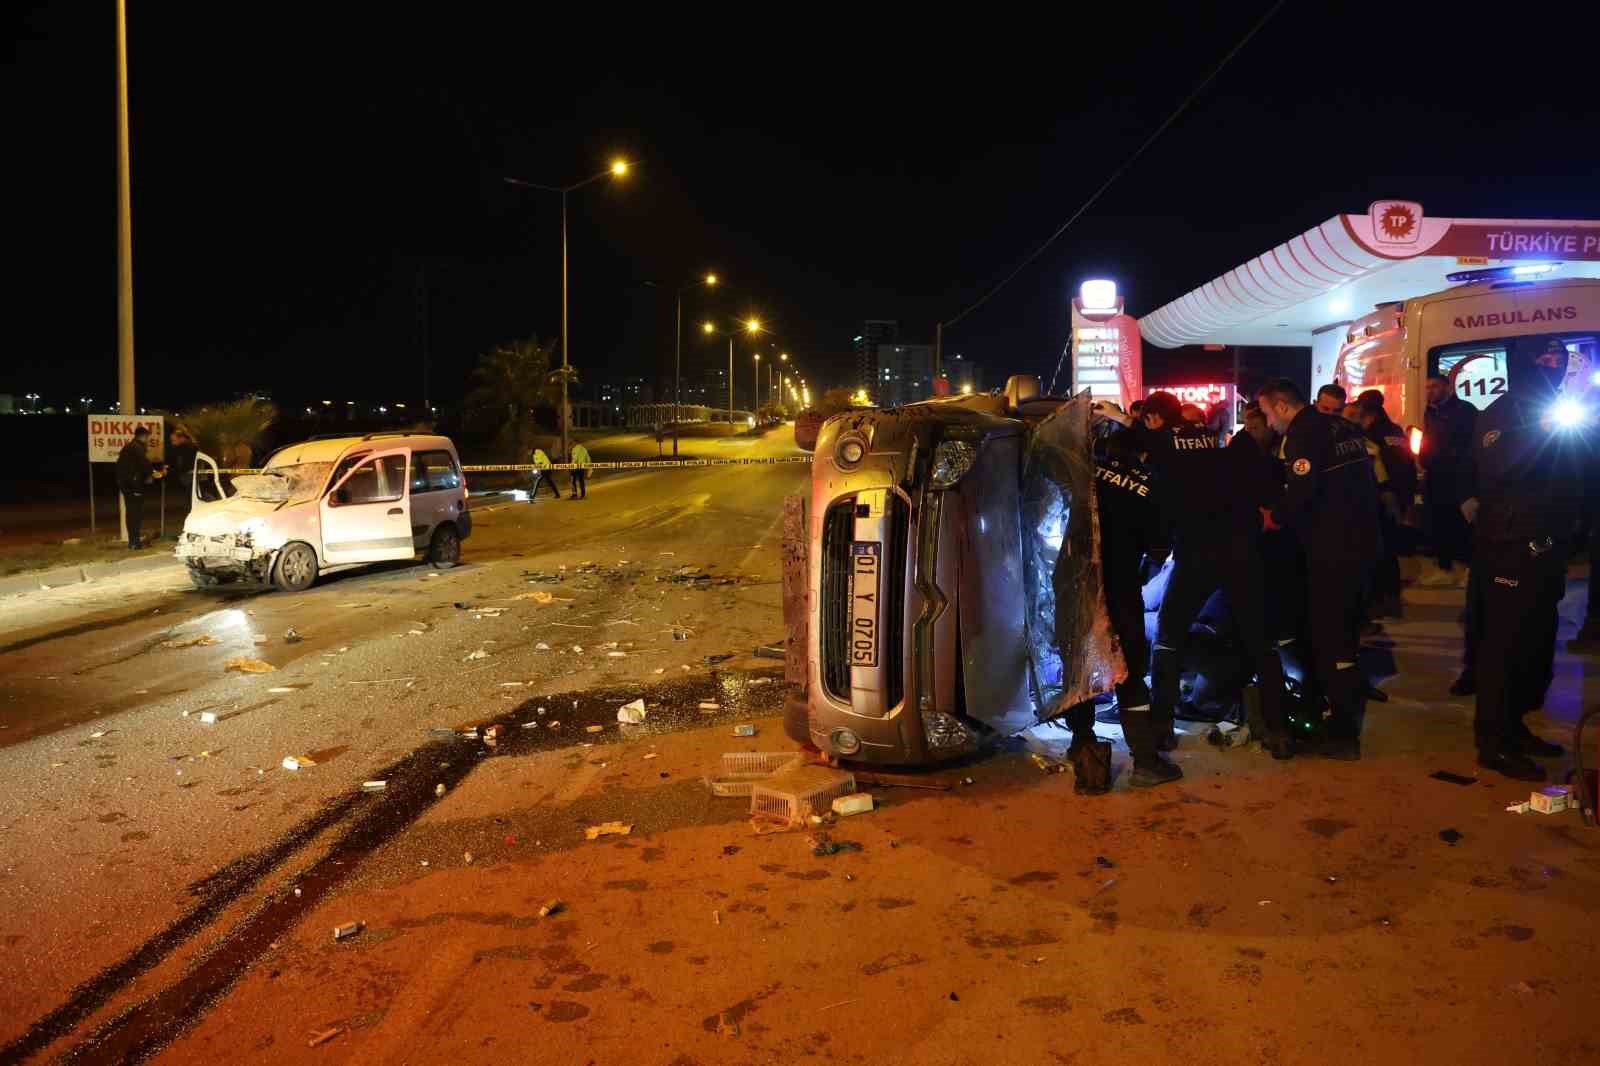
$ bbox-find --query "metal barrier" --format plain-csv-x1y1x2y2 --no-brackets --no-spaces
215,455,813,475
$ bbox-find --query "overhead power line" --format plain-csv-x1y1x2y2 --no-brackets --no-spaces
941,0,1287,335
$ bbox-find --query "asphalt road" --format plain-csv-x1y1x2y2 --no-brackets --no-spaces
0,439,808,1058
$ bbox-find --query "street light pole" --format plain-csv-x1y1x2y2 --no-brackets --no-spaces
727,336,735,423
116,0,134,418
673,274,717,456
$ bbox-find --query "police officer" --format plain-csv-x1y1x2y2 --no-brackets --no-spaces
1257,378,1381,759
1144,391,1293,773
1460,336,1578,780
1355,389,1418,619
115,426,164,549
1063,403,1172,789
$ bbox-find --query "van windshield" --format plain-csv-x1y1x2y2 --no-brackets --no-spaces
240,462,335,504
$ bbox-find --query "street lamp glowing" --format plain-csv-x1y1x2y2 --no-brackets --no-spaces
705,274,718,287
780,352,789,362
961,384,974,395
703,321,715,334
745,318,762,333
611,159,629,176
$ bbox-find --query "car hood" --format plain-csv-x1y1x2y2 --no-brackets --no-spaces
182,497,284,536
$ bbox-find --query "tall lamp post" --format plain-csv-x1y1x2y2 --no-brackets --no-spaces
674,274,718,457
703,318,764,423
504,159,631,463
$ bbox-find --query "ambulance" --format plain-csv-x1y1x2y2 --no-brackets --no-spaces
1330,269,1600,432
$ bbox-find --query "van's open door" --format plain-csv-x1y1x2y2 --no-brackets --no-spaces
320,448,414,565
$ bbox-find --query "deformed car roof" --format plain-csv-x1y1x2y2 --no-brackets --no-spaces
262,433,456,469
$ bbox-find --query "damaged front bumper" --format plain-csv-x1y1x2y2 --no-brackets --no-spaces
175,532,275,580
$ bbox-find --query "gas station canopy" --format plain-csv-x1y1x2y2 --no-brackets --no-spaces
1138,203,1600,349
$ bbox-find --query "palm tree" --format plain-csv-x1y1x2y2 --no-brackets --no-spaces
465,335,563,461
178,397,278,468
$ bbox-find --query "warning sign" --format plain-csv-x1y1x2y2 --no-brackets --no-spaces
88,414,165,464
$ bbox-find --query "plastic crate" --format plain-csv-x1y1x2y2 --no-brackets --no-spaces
703,752,804,798
750,765,857,824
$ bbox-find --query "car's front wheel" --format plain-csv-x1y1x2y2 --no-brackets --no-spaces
273,542,319,592
428,524,461,569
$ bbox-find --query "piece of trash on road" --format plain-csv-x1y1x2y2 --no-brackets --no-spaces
362,780,387,792
548,721,561,729
282,755,316,771
1206,721,1250,749
516,590,559,604
704,653,735,664
607,651,628,658
733,724,757,737
162,634,218,649
408,628,427,636
1028,753,1068,775
463,851,473,865
1430,770,1477,786
535,642,551,651
308,1027,344,1049
753,642,784,660
435,783,447,798
572,645,585,654
698,701,721,713
332,921,362,941
1506,801,1531,814
584,821,633,841
225,657,277,674
463,648,490,662
499,681,525,688
89,730,109,739
1438,828,1464,845
200,711,219,725
832,793,875,816
712,909,721,925
1095,855,1116,869
642,752,660,761
539,899,564,917
284,627,303,644
1531,785,1572,814
586,724,605,734
808,831,863,857
653,667,666,674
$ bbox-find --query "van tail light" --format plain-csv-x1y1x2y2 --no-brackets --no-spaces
1408,426,1423,455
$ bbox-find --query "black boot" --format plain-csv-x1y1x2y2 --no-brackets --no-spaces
1510,721,1563,758
1130,756,1183,788
1448,671,1476,697
1478,748,1546,782
1120,702,1178,786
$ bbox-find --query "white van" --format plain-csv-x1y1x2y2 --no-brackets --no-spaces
176,433,471,591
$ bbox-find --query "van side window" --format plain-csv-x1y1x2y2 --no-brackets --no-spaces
412,450,462,493
329,452,370,490
335,455,407,505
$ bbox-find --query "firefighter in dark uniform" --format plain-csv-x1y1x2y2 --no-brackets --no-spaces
1257,378,1381,759
115,426,164,549
1143,391,1293,774
1356,389,1418,619
1064,403,1171,790
1461,336,1577,780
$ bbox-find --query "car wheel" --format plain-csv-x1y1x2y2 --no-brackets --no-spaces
428,525,461,569
273,542,319,592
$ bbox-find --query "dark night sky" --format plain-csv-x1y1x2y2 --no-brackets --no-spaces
5,1,1599,410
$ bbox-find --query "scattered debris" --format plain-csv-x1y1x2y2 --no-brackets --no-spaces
283,627,303,643
1029,753,1069,775
362,780,387,792
463,852,474,865
1430,770,1477,786
832,793,875,816
616,699,648,724
539,899,564,917
584,821,633,841
712,909,721,925
808,832,863,857
500,681,525,688
715,1011,741,1038
348,677,417,686
653,667,666,674
704,653,735,665
435,783,447,798
733,724,757,737
607,650,628,658
642,752,660,761
162,634,218,649
1506,801,1532,814
586,724,605,734
89,730,109,739
200,711,219,725
516,591,560,604
332,922,363,941
1531,785,1572,814
1438,828,1464,846
1095,855,1116,869
282,755,315,771
535,642,552,651
698,701,721,712
224,657,277,673
1206,721,1250,749
308,1027,344,1048
463,649,490,661
753,642,784,660
253,634,271,645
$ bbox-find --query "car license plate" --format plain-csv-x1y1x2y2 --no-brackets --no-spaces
850,542,880,669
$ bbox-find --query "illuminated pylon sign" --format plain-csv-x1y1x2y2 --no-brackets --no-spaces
1070,280,1142,408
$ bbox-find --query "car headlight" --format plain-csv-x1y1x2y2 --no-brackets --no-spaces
929,440,977,488
835,437,866,467
922,710,971,749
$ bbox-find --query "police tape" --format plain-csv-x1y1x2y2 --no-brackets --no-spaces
213,455,814,475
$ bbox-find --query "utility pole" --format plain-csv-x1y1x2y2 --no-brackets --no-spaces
116,0,135,544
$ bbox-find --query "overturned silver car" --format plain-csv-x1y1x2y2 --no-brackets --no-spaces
781,376,1123,765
